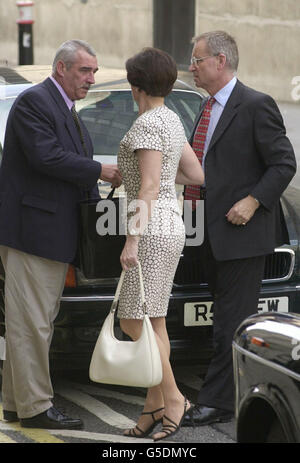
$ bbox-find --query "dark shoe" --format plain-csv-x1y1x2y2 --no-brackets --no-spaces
124,407,164,438
181,404,233,427
152,397,190,442
20,406,83,429
3,410,19,422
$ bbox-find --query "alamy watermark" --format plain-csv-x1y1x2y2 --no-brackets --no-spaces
291,338,300,361
291,76,300,101
95,196,204,246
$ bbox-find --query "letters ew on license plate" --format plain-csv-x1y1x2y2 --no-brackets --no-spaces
184,296,289,326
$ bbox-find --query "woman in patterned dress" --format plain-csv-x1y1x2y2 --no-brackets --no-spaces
117,48,204,441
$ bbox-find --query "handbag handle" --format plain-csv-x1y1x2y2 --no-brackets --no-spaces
110,262,147,315
84,186,115,202
107,187,116,199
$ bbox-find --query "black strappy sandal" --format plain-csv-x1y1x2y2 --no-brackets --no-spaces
152,398,189,442
123,407,164,438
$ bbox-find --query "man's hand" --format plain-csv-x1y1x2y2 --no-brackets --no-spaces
226,195,260,226
100,164,122,187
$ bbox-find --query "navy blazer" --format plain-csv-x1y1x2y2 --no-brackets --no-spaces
188,80,296,261
0,78,101,263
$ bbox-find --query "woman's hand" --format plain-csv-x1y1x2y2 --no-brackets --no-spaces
120,236,140,271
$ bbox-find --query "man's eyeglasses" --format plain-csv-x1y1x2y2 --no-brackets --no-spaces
190,54,218,66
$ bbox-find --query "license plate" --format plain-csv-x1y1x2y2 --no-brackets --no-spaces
184,296,289,326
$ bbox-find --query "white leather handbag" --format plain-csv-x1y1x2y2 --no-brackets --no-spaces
89,262,163,388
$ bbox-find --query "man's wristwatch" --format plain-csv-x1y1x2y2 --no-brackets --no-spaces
250,195,260,207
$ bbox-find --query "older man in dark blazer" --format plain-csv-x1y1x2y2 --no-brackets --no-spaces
0,40,121,429
182,31,296,426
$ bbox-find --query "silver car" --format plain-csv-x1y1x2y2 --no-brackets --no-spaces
0,65,206,370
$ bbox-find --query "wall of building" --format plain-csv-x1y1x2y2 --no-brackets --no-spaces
0,0,153,68
195,0,300,101
1,0,300,102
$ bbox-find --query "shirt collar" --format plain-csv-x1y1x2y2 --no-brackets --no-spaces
213,76,237,107
49,76,74,111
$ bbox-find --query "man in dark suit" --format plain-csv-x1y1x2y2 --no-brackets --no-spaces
182,31,296,426
0,40,121,429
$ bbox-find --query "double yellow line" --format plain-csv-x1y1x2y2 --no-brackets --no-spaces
0,405,64,443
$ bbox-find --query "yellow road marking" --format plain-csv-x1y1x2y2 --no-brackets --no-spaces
11,423,65,443
0,431,16,443
0,404,65,443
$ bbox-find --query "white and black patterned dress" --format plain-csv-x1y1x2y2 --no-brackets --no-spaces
117,105,186,319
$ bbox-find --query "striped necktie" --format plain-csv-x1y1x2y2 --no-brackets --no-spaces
184,97,215,209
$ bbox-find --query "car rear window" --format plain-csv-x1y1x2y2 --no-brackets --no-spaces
78,89,202,157
0,99,16,157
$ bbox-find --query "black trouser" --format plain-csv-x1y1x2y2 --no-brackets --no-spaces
185,208,265,412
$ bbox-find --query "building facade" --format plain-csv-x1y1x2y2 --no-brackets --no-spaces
0,0,299,102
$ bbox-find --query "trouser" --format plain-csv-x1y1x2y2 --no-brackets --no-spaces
0,246,68,418
185,212,265,412
198,244,265,411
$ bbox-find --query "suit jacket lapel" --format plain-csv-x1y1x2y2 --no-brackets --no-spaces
207,79,244,153
43,78,84,156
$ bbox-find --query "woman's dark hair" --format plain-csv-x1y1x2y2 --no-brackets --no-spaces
126,47,177,97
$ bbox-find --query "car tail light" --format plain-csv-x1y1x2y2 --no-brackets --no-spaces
75,267,119,287
251,336,269,348
65,265,77,288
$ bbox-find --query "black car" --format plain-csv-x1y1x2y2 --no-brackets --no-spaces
233,312,300,443
0,66,299,372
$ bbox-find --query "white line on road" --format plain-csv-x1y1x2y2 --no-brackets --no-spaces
55,385,136,429
60,380,145,406
0,421,13,431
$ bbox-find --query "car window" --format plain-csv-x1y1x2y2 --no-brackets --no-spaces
0,86,202,162
0,83,33,149
165,90,203,136
78,90,138,157
0,98,15,148
78,89,203,158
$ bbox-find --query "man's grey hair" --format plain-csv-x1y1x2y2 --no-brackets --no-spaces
52,39,96,74
193,31,239,72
